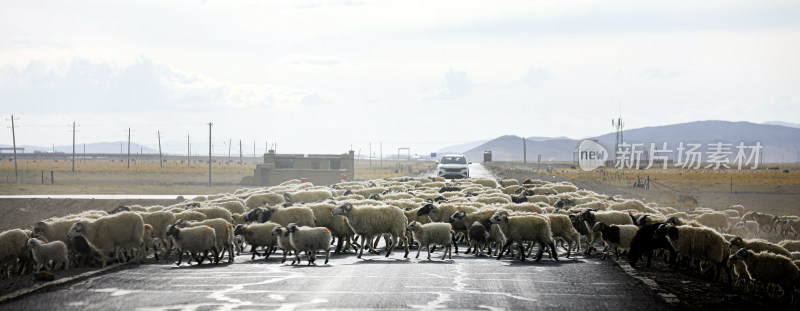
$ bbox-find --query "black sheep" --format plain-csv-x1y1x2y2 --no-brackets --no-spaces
628,222,676,268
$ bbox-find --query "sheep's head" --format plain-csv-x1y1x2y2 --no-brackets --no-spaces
591,222,607,233
342,189,353,196
653,224,670,239
729,236,744,247
174,218,188,227
332,203,353,216
109,205,130,214
406,221,420,232
578,209,595,223
286,223,299,233
730,248,752,261
636,215,650,227
33,221,47,235
771,216,780,223
271,226,286,237
449,210,467,223
665,216,680,226
26,238,41,248
434,196,447,203
282,193,293,203
368,193,381,200
166,224,180,237
245,208,264,223
489,211,509,225
233,224,246,236
417,203,435,216
66,222,85,238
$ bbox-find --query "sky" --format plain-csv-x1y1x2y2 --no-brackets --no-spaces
1,0,799,156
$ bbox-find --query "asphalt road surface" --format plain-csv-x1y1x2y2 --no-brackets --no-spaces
1,247,673,311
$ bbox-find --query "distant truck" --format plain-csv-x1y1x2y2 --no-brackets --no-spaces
483,151,492,162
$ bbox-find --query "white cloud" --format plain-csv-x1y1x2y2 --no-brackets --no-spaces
425,69,473,100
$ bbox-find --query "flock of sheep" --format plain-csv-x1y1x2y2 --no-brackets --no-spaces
1,175,800,305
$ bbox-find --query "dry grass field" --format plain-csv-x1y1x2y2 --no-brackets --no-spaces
486,161,800,216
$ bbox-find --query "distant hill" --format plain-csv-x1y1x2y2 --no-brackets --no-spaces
763,121,800,129
461,121,800,163
436,139,490,155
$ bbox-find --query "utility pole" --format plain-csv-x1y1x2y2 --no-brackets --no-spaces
522,137,527,163
157,130,163,168
253,141,256,158
239,140,242,165
187,134,191,168
208,123,212,187
369,143,372,166
83,143,85,163
380,141,382,166
127,127,131,169
8,115,19,181
71,121,76,172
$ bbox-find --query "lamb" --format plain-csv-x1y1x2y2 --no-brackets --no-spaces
628,223,677,268
591,222,638,261
467,222,491,257
66,212,145,267
26,238,69,272
490,211,557,262
137,211,176,258
1,229,30,278
331,203,410,259
286,223,332,265
728,236,792,258
174,218,235,263
245,206,315,227
165,224,218,266
729,248,799,298
695,212,730,233
406,221,455,260
233,222,280,260
655,224,730,281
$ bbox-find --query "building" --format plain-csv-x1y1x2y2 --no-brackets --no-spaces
242,150,355,186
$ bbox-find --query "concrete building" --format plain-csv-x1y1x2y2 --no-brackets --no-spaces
242,150,355,186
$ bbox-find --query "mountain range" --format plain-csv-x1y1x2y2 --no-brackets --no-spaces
439,121,800,163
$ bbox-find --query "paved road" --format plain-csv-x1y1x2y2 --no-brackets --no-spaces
1,247,671,311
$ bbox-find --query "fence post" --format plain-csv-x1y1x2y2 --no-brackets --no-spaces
41,170,44,184
51,171,54,184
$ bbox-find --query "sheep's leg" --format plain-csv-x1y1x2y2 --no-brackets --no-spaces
614,247,620,261
228,244,235,263
281,249,289,263
324,248,330,265
357,236,366,259
335,236,344,254
175,250,184,266
518,243,526,262
416,243,422,259
426,244,432,260
401,234,410,258
497,241,512,260
451,235,459,254
549,242,559,261
264,246,273,259
385,236,396,257
307,250,313,265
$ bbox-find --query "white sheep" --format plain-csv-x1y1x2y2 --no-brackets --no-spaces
188,207,235,224
406,221,454,260
175,218,235,263
26,238,69,272
286,223,332,265
66,212,145,267
244,192,285,209
579,209,635,254
271,226,296,264
234,222,280,260
1,229,30,278
729,248,799,299
332,203,409,259
695,212,730,233
655,224,730,280
779,240,800,253
729,236,792,258
285,189,334,204
173,210,207,222
545,214,581,258
490,211,557,262
165,224,217,266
